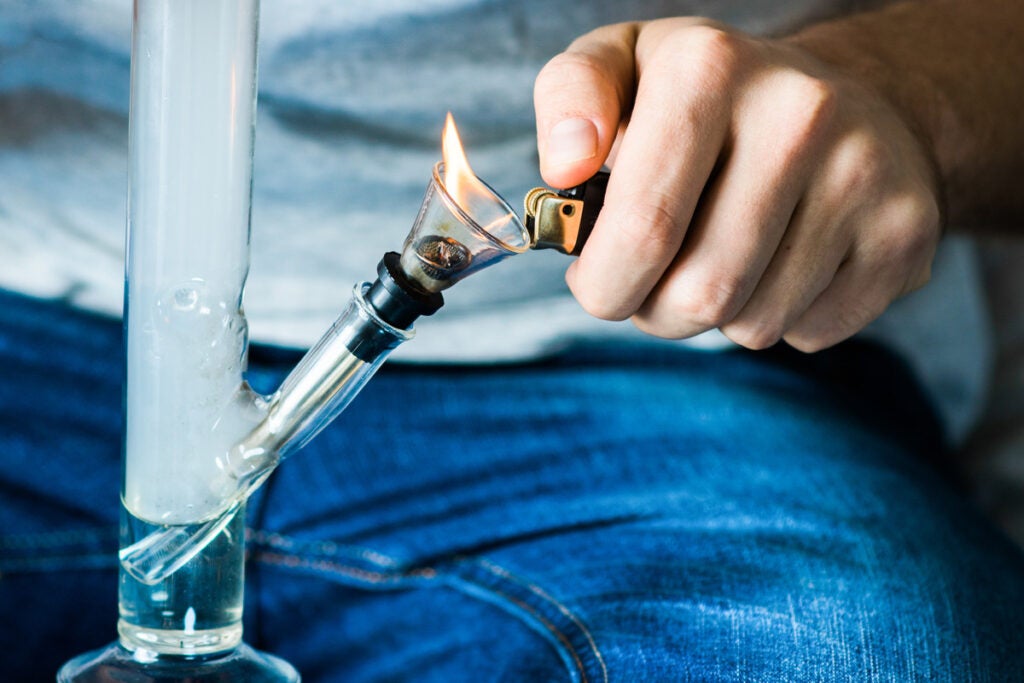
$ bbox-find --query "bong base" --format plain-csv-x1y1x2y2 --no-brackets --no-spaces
57,642,300,682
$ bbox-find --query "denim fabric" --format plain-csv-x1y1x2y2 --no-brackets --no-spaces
2,288,1023,682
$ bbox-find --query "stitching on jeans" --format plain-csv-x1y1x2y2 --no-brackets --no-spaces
445,557,607,683
470,581,589,683
247,529,400,567
255,550,437,586
250,529,607,683
474,558,608,683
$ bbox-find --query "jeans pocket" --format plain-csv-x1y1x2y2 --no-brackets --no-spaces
248,530,607,683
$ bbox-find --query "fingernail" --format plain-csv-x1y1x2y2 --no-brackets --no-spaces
545,118,598,168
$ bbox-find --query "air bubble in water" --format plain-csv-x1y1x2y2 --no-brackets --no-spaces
173,286,199,311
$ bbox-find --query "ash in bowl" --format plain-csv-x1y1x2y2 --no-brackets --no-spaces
414,236,472,280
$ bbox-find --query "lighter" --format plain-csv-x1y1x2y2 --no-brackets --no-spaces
524,170,610,255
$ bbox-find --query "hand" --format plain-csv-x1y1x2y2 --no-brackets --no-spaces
534,18,941,352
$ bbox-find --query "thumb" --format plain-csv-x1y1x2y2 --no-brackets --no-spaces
534,22,640,188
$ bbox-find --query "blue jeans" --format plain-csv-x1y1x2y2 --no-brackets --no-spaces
2,289,1023,682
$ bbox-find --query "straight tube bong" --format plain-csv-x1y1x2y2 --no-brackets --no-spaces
59,0,298,678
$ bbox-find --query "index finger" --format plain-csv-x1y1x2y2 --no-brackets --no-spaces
568,21,734,321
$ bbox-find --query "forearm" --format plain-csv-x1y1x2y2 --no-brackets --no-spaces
788,0,1024,231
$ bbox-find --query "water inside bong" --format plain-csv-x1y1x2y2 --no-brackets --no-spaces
118,505,245,656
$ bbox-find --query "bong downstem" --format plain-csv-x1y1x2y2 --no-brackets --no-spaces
119,278,425,585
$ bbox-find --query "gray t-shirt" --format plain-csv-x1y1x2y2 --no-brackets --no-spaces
0,0,991,440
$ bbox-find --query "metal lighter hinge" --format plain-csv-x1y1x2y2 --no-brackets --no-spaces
523,170,609,256
523,187,584,255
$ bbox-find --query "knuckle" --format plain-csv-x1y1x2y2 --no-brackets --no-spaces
795,76,838,124
572,285,633,322
726,73,838,176
686,25,746,70
903,191,942,240
893,221,935,261
573,278,634,321
615,191,685,251
836,297,887,333
721,319,784,351
651,25,745,93
673,273,750,330
833,136,894,197
788,299,886,352
630,312,684,339
781,76,838,152
577,296,630,323
889,228,937,296
784,333,833,354
870,193,941,268
689,28,746,92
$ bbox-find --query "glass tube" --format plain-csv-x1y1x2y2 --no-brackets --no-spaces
61,1,295,679
123,0,263,528
119,0,268,659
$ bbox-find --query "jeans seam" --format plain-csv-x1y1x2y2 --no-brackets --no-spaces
254,550,438,586
444,556,608,683
248,529,608,683
473,558,608,683
248,529,438,588
247,528,400,568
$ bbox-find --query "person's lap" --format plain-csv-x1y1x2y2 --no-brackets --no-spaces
2,289,1023,681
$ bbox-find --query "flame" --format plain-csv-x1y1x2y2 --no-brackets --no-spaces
441,112,480,208
441,113,512,237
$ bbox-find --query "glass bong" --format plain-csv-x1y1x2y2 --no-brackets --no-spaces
54,0,572,680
